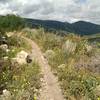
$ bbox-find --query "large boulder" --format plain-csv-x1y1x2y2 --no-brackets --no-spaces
12,50,28,65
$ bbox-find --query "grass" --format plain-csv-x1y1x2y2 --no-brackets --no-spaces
8,34,32,51
1,28,99,100
23,28,64,51
8,62,41,100
0,33,41,100
23,28,100,100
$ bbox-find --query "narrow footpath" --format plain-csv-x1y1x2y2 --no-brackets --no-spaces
23,36,65,100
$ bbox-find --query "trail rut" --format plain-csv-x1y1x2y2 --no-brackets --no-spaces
23,37,64,100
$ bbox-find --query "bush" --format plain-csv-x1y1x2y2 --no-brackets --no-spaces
0,14,25,32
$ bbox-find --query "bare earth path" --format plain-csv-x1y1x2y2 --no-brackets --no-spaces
23,37,64,100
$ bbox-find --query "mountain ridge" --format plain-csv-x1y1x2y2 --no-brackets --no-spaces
26,18,100,35
0,14,100,35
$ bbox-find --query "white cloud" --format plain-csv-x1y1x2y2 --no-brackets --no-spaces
0,0,100,24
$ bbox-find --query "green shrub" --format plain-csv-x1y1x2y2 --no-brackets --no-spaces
0,14,25,32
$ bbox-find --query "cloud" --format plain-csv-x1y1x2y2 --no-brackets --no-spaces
0,0,8,3
0,0,100,24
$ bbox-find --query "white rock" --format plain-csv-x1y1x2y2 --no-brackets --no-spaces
3,56,8,60
85,44,92,52
2,36,6,39
6,32,14,37
0,89,12,100
6,49,10,53
0,44,8,51
12,50,28,65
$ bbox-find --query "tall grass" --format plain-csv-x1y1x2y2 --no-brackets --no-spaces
23,28,100,100
0,33,40,100
8,62,41,100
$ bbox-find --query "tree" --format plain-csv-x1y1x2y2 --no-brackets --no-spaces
0,14,26,32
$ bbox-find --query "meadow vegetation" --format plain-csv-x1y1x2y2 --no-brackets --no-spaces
0,15,40,100
0,32,41,99
24,28,100,100
0,14,100,100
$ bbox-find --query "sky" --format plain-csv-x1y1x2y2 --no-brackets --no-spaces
0,0,100,24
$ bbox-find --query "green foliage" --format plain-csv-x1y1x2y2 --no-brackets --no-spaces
7,35,31,50
0,31,38,99
0,27,99,99
23,28,63,51
0,14,25,32
0,59,40,99
0,49,6,58
7,35,20,47
0,59,12,92
25,29,100,100
8,62,40,99
0,29,6,37
58,66,100,100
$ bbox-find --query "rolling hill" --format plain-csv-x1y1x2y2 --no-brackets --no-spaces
26,18,100,35
0,15,100,35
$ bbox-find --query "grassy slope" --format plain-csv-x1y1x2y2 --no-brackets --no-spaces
23,28,100,100
0,33,41,100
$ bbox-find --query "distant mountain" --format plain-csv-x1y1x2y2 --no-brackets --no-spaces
26,18,100,35
71,21,100,35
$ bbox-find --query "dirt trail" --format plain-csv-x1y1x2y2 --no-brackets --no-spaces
23,37,64,100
